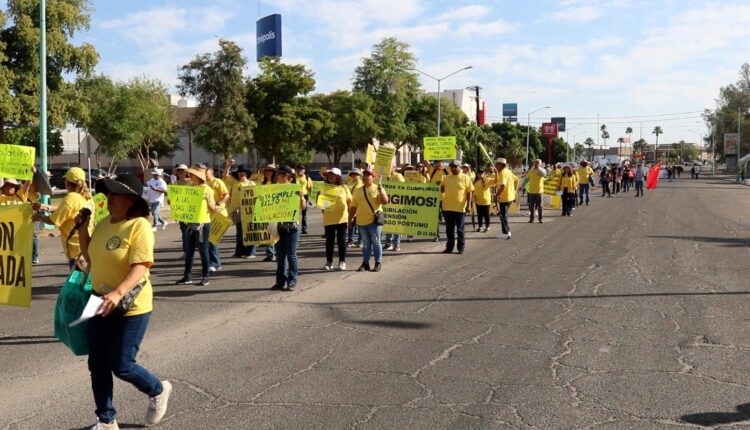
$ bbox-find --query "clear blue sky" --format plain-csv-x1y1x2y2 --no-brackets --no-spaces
74,0,750,146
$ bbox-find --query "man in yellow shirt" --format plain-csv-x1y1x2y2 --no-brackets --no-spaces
296,165,312,234
494,158,518,239
576,160,594,206
524,159,547,223
440,161,474,254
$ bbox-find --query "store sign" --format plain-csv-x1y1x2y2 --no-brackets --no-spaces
256,14,282,61
724,133,739,155
541,123,559,138
551,117,566,132
502,103,518,117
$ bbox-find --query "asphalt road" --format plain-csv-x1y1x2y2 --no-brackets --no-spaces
2,176,750,429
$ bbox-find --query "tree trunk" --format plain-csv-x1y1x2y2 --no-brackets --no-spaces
0,115,4,143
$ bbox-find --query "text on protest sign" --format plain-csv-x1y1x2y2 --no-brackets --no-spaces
0,205,33,307
92,193,109,227
374,146,396,178
309,181,324,207
167,185,210,223
209,212,233,246
404,171,425,183
423,136,457,161
238,185,276,246
0,144,36,181
380,181,441,238
315,183,340,210
253,184,301,223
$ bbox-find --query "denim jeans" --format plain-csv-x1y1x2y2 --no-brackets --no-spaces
150,201,166,227
347,223,360,244
360,222,382,264
325,223,347,263
266,244,276,259
276,228,300,286
635,180,644,196
301,195,309,232
384,233,401,246
208,242,221,269
498,202,511,234
578,184,590,204
443,211,466,251
476,205,490,229
87,313,162,424
234,222,256,257
184,223,210,278
32,233,38,260
527,193,543,221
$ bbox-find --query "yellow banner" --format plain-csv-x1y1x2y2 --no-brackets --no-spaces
92,193,109,227
543,173,561,196
209,212,233,245
423,136,457,161
253,184,301,223
167,185,210,223
374,146,395,178
0,144,35,180
380,181,441,237
238,185,276,246
0,205,33,307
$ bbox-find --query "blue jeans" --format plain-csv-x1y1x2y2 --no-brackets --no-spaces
635,180,644,196
384,233,401,246
347,223,360,244
360,223,382,264
301,195,309,232
150,201,166,227
443,211,466,251
276,228,300,286
184,223,210,278
234,222,256,257
578,184,589,204
266,244,276,259
208,242,221,268
32,233,38,260
87,313,162,424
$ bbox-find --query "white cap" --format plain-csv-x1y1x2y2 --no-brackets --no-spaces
329,167,342,177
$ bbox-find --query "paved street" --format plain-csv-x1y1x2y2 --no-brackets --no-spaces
2,176,750,429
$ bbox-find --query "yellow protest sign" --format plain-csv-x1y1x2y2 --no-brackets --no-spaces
253,184,301,223
404,170,426,183
478,143,493,163
209,212,233,245
374,146,395,178
167,185,210,223
92,193,109,227
0,205,33,307
238,185,276,245
366,144,376,165
543,194,562,209
0,144,36,180
423,136,457,161
381,181,440,238
315,183,340,210
309,181,325,206
543,173,560,196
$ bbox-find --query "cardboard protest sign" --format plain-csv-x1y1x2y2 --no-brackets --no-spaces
167,185,210,223
404,170,425,183
543,174,559,196
315,183,340,210
309,181,325,207
0,205,33,307
0,144,35,180
374,146,395,178
380,181,440,238
92,193,109,227
237,185,276,246
423,136,457,161
253,184,301,223
209,212,233,245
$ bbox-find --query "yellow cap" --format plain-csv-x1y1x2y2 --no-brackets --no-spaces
65,167,86,183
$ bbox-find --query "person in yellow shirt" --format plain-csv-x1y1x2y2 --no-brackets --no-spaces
0,178,31,205
76,174,172,429
472,170,493,233
576,160,594,206
423,159,447,241
228,166,256,259
321,168,351,271
348,169,389,272
493,158,519,240
32,167,93,270
176,167,216,286
346,169,363,248
557,165,577,217
524,159,547,224
296,165,313,234
440,161,474,254
384,165,405,251
462,163,476,182
205,166,229,272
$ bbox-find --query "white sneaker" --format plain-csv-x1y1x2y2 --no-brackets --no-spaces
383,244,393,250
208,266,217,272
162,222,168,230
324,263,333,271
90,418,119,430
506,232,512,240
145,380,172,426
495,233,508,240
152,227,158,232
338,261,346,271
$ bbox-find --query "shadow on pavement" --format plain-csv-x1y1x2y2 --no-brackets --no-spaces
153,287,276,298
0,335,59,346
350,320,432,329
682,403,750,426
648,235,750,247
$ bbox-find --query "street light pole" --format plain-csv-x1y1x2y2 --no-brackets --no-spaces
525,106,551,168
412,66,472,137
39,0,48,204
566,124,581,163
571,131,586,161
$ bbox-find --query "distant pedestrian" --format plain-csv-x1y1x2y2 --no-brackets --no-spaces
349,169,389,271
558,165,576,216
229,166,256,258
494,158,518,240
440,160,474,254
525,159,546,223
145,169,168,231
296,165,312,234
176,167,216,286
634,163,646,197
346,169,363,248
576,160,594,206
261,164,277,262
206,166,229,272
472,169,492,232
384,165,405,250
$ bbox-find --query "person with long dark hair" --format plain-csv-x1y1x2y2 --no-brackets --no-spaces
322,168,351,271
558,165,577,216
349,169,389,271
176,167,216,286
472,169,492,233
271,166,306,291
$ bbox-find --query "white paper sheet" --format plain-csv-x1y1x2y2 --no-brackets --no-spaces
69,295,104,327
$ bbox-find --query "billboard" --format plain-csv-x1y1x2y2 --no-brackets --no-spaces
551,117,566,132
724,133,739,155
256,14,282,61
541,123,558,138
502,103,518,117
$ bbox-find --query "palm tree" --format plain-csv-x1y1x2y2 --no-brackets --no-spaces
600,125,610,158
617,137,625,157
584,137,595,160
652,126,663,161
625,126,633,157
633,138,647,154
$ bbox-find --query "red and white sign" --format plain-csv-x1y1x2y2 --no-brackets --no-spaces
541,123,558,138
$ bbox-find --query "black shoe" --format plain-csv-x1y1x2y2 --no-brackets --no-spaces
539,220,543,224
371,263,381,272
271,284,284,290
528,219,534,223
356,263,371,272
198,277,210,286
262,256,275,262
457,249,464,254
301,230,308,234
442,248,453,254
286,284,297,291
176,277,192,285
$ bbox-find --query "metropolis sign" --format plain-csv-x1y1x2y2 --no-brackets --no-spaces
256,14,282,61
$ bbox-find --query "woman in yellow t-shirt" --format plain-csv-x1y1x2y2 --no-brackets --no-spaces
348,169,389,272
176,167,216,286
472,169,493,233
32,167,93,270
76,174,172,429
557,165,577,217
322,168,352,271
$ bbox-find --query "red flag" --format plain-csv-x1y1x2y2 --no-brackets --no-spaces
646,162,662,190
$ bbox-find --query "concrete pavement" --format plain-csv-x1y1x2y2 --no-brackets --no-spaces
1,177,750,429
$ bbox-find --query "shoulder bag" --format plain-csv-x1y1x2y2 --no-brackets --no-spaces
362,186,385,226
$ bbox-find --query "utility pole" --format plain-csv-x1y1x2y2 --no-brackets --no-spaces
39,0,48,204
467,85,482,170
738,107,742,181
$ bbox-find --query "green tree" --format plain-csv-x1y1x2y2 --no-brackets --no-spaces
573,142,585,160
633,138,648,154
703,64,750,159
403,94,467,154
617,136,625,156
652,126,663,148
584,137,595,160
0,0,98,144
600,124,610,151
177,39,255,161
352,37,420,149
245,57,317,165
